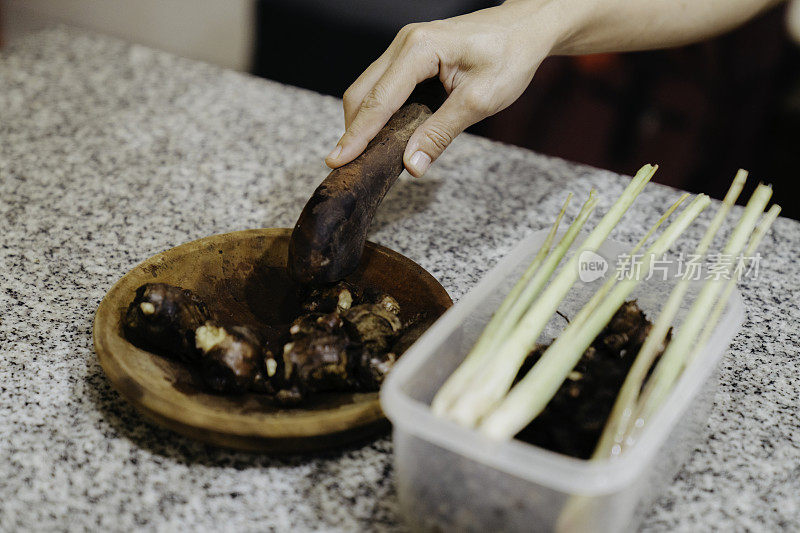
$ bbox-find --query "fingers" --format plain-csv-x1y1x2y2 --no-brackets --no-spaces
342,54,391,130
342,28,411,129
327,59,436,169
326,26,439,169
403,85,494,177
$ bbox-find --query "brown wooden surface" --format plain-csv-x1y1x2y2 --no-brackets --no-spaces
93,228,452,452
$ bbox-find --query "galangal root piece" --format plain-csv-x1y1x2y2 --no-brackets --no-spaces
125,283,272,394
281,330,354,397
343,303,402,354
276,292,405,404
124,283,212,363
514,300,670,459
301,281,361,314
195,322,268,394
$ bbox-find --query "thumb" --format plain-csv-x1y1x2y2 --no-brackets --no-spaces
403,87,491,177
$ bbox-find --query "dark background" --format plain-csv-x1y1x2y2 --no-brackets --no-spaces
253,1,800,219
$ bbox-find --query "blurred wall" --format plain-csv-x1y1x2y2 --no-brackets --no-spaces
1,0,254,70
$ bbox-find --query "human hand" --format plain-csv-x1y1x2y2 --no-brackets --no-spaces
324,1,570,177
324,0,780,177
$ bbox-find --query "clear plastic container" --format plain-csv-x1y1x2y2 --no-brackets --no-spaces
381,229,745,532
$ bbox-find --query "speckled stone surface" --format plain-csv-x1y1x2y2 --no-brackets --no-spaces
1,27,798,532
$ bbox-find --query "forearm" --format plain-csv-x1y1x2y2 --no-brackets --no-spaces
508,0,783,56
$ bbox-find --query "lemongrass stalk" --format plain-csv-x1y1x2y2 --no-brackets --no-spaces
689,204,780,364
469,190,681,431
502,193,687,441
445,164,657,426
633,194,690,255
479,194,710,440
431,193,574,413
495,193,573,324
631,183,773,429
592,170,749,459
558,175,749,533
432,192,595,415
696,169,750,252
564,193,689,336
488,194,593,346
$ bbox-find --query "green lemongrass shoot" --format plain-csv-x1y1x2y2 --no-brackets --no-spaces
432,192,595,415
696,169,749,251
564,193,689,338
634,194,691,253
431,192,576,414
592,170,749,459
479,194,710,440
630,183,773,432
555,185,738,533
497,193,573,322
689,204,781,365
485,194,592,350
445,164,657,427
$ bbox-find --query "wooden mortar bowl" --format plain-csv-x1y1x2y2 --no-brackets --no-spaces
93,228,452,452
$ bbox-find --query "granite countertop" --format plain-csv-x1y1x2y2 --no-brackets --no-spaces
1,27,799,532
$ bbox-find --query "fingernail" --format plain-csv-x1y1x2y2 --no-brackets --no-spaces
326,144,342,162
409,151,431,176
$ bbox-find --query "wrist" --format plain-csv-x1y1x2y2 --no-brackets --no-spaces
503,0,598,56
